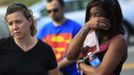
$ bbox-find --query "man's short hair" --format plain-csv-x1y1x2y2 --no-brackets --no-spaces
46,0,64,7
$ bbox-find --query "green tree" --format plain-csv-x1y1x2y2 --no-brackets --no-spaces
0,0,41,6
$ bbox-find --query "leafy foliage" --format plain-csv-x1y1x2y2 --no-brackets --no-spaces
0,0,41,6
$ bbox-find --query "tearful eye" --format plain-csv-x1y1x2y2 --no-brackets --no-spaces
95,13,106,17
95,14,101,17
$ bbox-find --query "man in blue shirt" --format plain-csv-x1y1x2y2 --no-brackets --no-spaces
37,0,81,75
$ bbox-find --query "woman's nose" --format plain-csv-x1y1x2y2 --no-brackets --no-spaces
12,24,18,30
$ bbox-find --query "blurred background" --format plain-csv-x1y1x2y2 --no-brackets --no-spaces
0,0,134,74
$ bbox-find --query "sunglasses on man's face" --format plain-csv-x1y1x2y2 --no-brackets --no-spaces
47,8,59,14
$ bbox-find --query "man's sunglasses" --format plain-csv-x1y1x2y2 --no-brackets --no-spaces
47,8,59,14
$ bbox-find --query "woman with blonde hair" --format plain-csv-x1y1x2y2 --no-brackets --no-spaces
0,3,59,75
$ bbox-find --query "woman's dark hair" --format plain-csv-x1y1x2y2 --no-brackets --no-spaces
5,3,37,36
85,0,124,38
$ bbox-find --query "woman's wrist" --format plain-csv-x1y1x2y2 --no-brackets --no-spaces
80,24,91,36
77,59,84,70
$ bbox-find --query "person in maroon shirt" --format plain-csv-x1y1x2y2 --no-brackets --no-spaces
67,0,128,75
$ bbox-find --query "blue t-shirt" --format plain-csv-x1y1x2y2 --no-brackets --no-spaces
37,19,81,75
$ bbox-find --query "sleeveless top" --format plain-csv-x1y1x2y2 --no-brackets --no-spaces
81,34,126,75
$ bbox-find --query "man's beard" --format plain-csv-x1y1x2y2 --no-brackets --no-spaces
53,16,60,22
